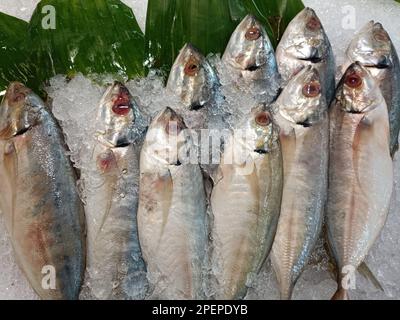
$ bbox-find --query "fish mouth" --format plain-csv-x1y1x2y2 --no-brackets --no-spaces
364,62,390,69
300,56,323,63
375,63,390,69
245,65,262,72
115,141,131,148
190,103,205,111
174,160,182,166
15,126,31,136
296,120,312,127
254,148,267,154
347,109,364,114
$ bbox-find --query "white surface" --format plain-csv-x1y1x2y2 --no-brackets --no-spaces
0,0,399,300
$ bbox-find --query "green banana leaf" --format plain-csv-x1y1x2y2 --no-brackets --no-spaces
1,0,304,92
0,13,38,92
145,0,304,73
29,0,145,82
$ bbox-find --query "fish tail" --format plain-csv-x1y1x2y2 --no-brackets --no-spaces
331,287,349,300
279,283,294,300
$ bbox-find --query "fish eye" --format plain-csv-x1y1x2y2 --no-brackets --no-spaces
112,94,131,116
302,81,321,97
12,93,25,103
9,84,27,103
165,121,183,135
306,17,321,31
184,58,200,76
245,27,261,41
374,31,389,42
255,112,270,126
345,73,363,89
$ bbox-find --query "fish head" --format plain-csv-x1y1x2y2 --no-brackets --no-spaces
346,21,393,69
277,66,325,126
239,104,278,155
338,62,383,113
145,107,189,166
222,15,275,75
0,82,43,140
278,8,328,63
96,82,140,147
167,43,217,111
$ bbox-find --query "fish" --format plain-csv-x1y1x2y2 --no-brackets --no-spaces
210,105,283,299
166,43,223,175
222,14,281,102
167,43,220,114
83,82,148,300
137,107,207,299
276,7,335,104
326,62,393,300
0,82,85,300
270,66,329,300
343,21,400,157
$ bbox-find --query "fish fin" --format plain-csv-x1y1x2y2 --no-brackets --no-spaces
201,169,214,200
210,165,223,186
3,141,18,238
331,288,349,300
390,141,398,158
141,169,174,252
358,262,385,292
95,149,119,237
280,288,294,300
256,255,269,275
322,226,339,281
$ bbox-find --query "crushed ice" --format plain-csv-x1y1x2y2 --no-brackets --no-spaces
0,0,400,300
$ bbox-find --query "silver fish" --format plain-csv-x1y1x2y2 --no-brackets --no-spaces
83,82,147,300
327,63,393,300
167,43,223,173
271,66,329,300
137,107,207,299
343,21,400,157
210,106,283,299
276,7,335,104
222,14,281,102
0,82,85,300
167,43,220,113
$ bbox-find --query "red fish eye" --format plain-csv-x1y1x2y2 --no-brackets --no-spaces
255,112,270,126
184,58,200,76
245,27,261,41
302,81,321,97
112,94,131,116
165,121,183,135
345,73,363,88
12,93,25,103
374,31,389,42
306,17,321,31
